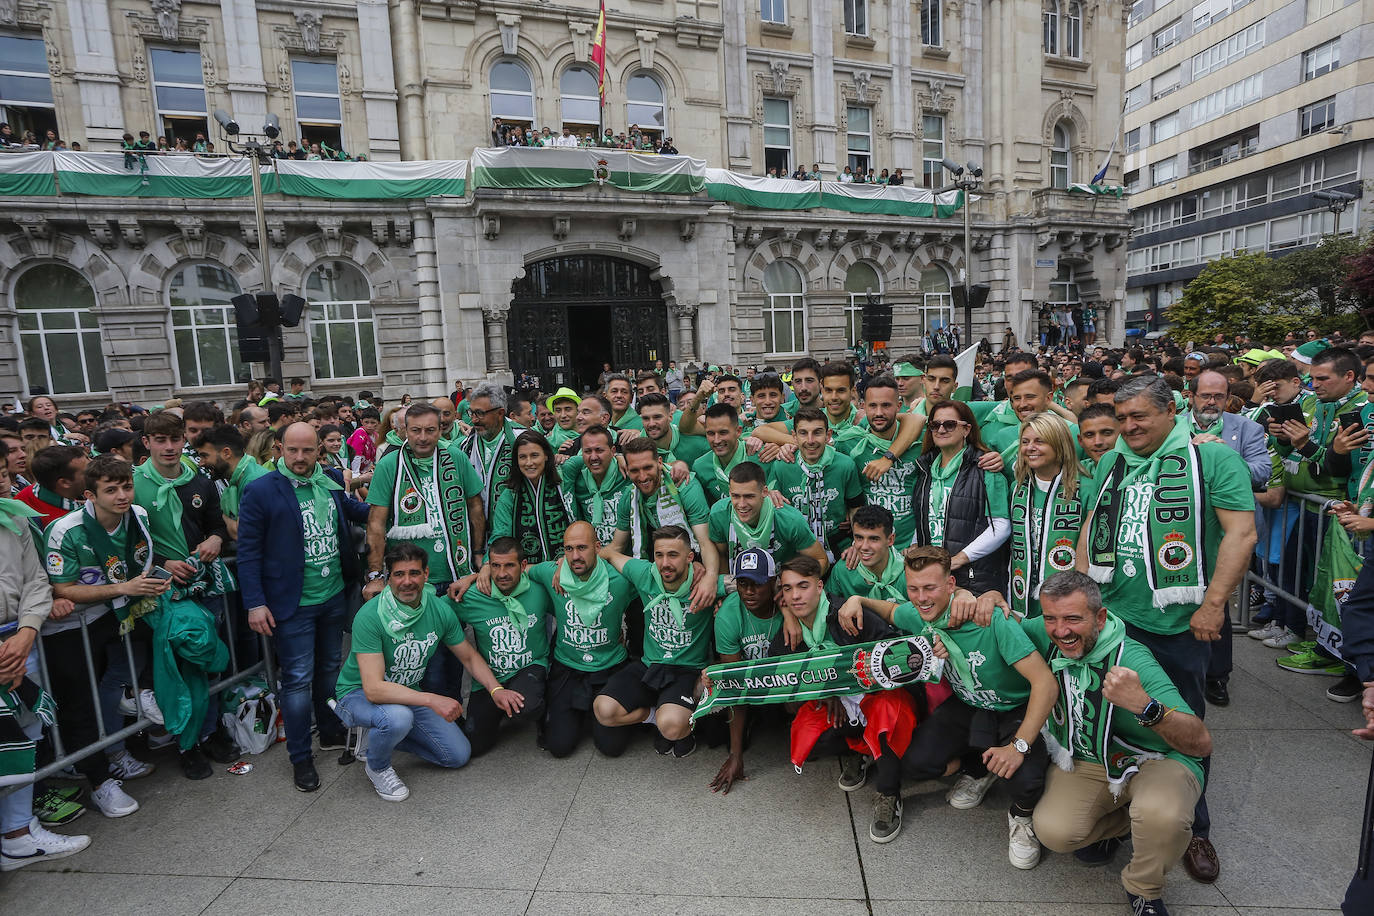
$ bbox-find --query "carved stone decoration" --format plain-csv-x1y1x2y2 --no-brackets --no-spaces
781,227,799,243
393,220,412,245
87,219,116,249
150,0,181,41
268,220,286,246
769,60,789,94
863,229,880,245
0,0,16,26
239,218,259,246
636,30,658,71
497,14,521,56
814,228,833,248
371,218,391,246
552,215,570,241
679,219,697,243
829,229,848,250
294,11,323,55
852,70,872,103
890,230,909,249
277,59,291,93
118,218,145,247
484,214,501,240
972,233,994,251
17,215,50,241
318,216,343,242
1103,232,1124,251
745,226,763,247
617,217,637,242
132,47,147,83
569,21,593,62
173,215,203,242
918,80,955,113
1080,231,1099,249
1036,230,1055,250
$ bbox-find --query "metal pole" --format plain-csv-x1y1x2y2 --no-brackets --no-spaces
248,146,283,384
962,181,973,342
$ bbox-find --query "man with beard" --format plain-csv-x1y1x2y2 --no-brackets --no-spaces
602,374,643,434
561,425,631,546
708,461,825,575
192,426,270,540
692,403,765,504
837,376,922,547
461,382,517,513
637,393,708,468
984,370,1081,469
767,407,864,559
555,395,613,459
783,357,823,418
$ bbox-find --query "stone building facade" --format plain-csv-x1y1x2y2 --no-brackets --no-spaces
0,0,1130,404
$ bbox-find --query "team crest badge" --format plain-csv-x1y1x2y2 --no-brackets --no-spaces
399,489,422,515
191,494,203,509
740,553,758,571
1049,538,1076,571
1011,569,1027,600
1122,559,1136,578
1157,533,1193,572
46,551,63,576
104,556,128,583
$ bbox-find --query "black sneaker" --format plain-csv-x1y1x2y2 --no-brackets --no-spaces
869,792,903,844
317,732,348,751
1127,892,1171,915
1204,678,1230,707
837,753,870,792
179,746,212,781
1074,835,1124,866
1327,673,1364,703
671,734,697,758
201,729,240,764
293,760,321,792
653,733,673,755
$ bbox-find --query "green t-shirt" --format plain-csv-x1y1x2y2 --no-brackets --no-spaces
220,457,271,519
1020,617,1204,786
766,451,863,538
845,435,921,547
296,486,344,606
662,431,711,468
893,604,1035,711
560,456,632,545
620,558,721,668
1085,442,1255,634
44,507,151,630
692,447,764,504
614,476,711,558
335,593,465,699
707,500,817,569
454,580,553,684
825,553,908,606
366,444,484,583
529,559,635,671
546,425,578,451
609,410,644,432
713,591,782,661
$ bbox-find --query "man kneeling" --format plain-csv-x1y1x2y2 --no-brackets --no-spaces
334,543,522,801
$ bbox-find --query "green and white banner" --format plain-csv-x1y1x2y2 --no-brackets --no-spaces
704,169,822,210
1069,183,1127,197
470,147,705,194
0,151,57,196
54,151,271,198
953,343,980,402
275,158,466,199
820,181,964,218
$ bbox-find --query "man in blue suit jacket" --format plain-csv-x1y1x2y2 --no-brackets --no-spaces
238,423,370,792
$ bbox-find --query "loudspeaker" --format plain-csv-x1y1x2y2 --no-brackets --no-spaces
952,283,991,311
861,302,893,342
236,320,271,363
255,292,281,327
231,293,259,326
279,293,306,328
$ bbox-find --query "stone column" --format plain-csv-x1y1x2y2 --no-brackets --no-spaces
810,0,836,171
357,0,400,160
390,0,428,158
721,0,751,166
483,308,510,372
66,0,124,148
411,209,446,391
218,0,268,131
888,0,915,168
673,303,698,363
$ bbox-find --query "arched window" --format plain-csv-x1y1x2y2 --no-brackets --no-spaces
1043,0,1060,55
844,262,882,348
1051,123,1072,188
15,264,106,396
306,262,378,380
169,264,249,389
761,260,806,356
921,0,942,47
919,265,953,333
1064,1,1083,59
560,66,601,132
626,73,666,138
490,60,534,125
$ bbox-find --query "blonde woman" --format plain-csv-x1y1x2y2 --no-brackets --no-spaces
1007,412,1085,618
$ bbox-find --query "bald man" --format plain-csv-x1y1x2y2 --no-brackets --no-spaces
236,422,372,791
431,397,458,442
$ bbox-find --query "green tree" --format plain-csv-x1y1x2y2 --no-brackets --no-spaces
1166,253,1303,344
1276,234,1367,337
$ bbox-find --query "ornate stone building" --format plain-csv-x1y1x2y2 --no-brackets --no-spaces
0,0,1129,403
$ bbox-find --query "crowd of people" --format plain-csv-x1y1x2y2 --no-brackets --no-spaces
0,125,80,152
1,334,1372,915
489,119,680,155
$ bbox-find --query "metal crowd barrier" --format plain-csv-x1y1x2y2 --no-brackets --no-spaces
1238,489,1373,630
0,579,275,796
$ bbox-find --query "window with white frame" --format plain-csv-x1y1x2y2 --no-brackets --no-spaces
0,34,56,142
844,0,869,35
1124,168,1142,193
1151,112,1179,143
1151,157,1178,185
763,98,791,176
1125,84,1147,111
761,0,786,24
1300,96,1336,136
150,47,208,146
1152,65,1180,98
626,73,666,137
1126,41,1144,70
1125,127,1142,153
1191,20,1264,78
844,262,882,347
1043,0,1060,55
919,266,953,332
169,264,250,389
1189,73,1262,124
15,264,106,397
1050,264,1080,306
1303,38,1340,81
1063,1,1083,58
560,67,601,133
1051,124,1071,188
761,261,806,355
490,60,534,126
306,262,378,380
846,106,872,173
922,114,945,188
292,59,342,153
1152,18,1182,53
921,0,942,46
1308,0,1340,22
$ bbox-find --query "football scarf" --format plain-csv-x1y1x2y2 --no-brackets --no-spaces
1009,473,1082,617
727,497,776,556
559,557,612,626
493,573,534,631
798,446,836,543
629,472,693,559
0,497,38,536
80,503,155,626
855,548,907,604
579,461,626,530
0,679,57,786
462,421,514,510
388,445,471,581
510,476,571,563
926,448,964,547
133,457,197,558
376,585,439,638
650,565,694,630
279,463,342,530
710,439,747,491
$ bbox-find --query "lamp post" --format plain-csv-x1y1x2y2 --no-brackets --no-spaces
1314,189,1355,227
942,158,983,344
215,109,283,383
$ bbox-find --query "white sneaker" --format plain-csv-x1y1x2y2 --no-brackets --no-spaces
1,819,91,871
138,689,164,725
145,728,176,750
1262,627,1300,649
1247,620,1282,641
90,779,139,818
1008,813,1041,869
946,772,997,809
116,687,138,717
107,749,155,780
365,764,410,802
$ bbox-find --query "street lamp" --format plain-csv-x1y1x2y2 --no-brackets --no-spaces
943,159,983,343
1314,189,1355,227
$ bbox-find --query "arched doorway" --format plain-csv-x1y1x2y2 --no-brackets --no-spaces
509,254,670,391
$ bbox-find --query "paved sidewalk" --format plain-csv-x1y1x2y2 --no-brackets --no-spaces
3,637,1367,915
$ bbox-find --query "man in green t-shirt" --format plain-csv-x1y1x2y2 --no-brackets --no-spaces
595,526,724,757
335,543,520,802
839,376,922,547
603,374,644,435
708,461,826,575
825,505,907,607
767,406,864,559
532,521,638,758
191,425,268,540
840,546,1056,870
458,381,517,513
984,369,1082,472
560,425,631,545
1024,570,1212,915
1076,403,1120,479
691,403,763,505
612,439,715,582
637,393,707,470
544,388,581,451
452,536,551,757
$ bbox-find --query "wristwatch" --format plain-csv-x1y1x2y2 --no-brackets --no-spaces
1012,737,1030,754
366,571,384,582
882,450,898,462
1136,698,1165,728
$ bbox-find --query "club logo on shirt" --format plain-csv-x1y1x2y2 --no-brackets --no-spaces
191,494,203,509
104,555,128,583
400,489,422,515
1050,539,1076,571
1157,533,1193,572
46,551,63,576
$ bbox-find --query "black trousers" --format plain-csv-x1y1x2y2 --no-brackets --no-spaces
36,613,118,787
465,665,547,757
543,659,631,759
812,725,901,796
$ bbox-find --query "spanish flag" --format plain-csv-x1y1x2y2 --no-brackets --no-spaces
591,0,607,102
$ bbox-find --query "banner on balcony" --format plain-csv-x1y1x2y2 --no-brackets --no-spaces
53,152,271,198
0,151,57,196
275,158,466,199
470,147,705,194
820,181,965,218
1068,183,1127,197
704,169,823,210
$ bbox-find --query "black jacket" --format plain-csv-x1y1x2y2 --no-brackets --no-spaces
156,474,229,566
913,446,1008,595
1341,557,1374,682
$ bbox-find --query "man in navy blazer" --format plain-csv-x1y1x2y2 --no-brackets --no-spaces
237,422,370,792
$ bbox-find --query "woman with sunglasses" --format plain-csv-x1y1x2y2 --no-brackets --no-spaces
490,430,571,564
912,400,1011,595
1005,412,1083,618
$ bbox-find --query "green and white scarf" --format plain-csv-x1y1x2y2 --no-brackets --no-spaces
462,421,514,510
798,446,836,544
0,498,39,536
800,595,834,650
1282,388,1368,474
559,557,611,626
388,445,472,581
376,585,439,638
511,476,571,563
710,439,748,490
494,573,534,631
1009,473,1083,617
651,566,695,630
133,457,198,559
911,599,979,696
629,471,694,559
728,497,776,556
33,485,81,515
1087,418,1207,609
856,548,907,603
220,455,265,518
655,426,682,463
580,462,626,530
80,503,155,626
0,679,57,785
926,448,964,547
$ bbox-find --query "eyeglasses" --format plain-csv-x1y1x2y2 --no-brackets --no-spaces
928,420,966,433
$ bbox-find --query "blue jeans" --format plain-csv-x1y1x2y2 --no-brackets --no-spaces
335,689,470,772
273,591,348,764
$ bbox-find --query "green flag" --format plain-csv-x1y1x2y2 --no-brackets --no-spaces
1307,524,1361,658
953,343,980,402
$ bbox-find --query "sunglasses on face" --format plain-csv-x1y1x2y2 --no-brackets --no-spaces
928,420,966,433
